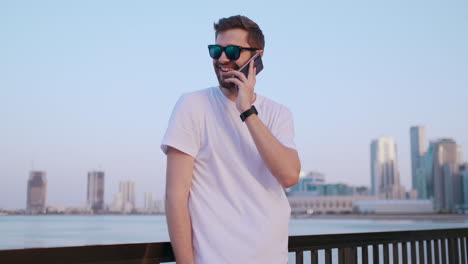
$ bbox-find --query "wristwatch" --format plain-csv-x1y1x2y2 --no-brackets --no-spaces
240,105,258,122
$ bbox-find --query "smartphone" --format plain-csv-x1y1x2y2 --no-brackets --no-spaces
238,52,263,78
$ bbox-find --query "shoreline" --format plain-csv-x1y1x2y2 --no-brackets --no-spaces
291,213,468,221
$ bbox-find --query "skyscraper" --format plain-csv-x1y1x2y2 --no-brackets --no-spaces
144,192,154,213
87,170,105,213
410,126,427,198
429,139,463,212
119,180,135,213
424,142,436,199
461,163,468,208
370,137,406,199
26,171,47,214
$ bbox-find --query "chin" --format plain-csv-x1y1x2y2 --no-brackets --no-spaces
219,81,236,90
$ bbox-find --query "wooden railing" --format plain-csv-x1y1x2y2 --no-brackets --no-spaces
0,228,466,263
289,228,467,264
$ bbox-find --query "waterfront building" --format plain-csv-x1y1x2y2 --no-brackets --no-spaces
154,200,165,214
423,142,436,199
111,192,124,213
119,181,135,213
354,200,434,214
288,195,374,214
410,126,427,199
370,137,406,199
428,139,463,212
26,171,47,214
87,170,105,213
144,192,154,213
288,171,325,195
287,172,367,197
460,163,468,210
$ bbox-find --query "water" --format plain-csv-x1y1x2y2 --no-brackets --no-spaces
1,215,467,263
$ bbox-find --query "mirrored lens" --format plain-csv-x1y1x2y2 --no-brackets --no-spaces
208,45,222,59
225,46,241,60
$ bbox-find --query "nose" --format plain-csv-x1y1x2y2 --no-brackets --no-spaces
217,50,230,64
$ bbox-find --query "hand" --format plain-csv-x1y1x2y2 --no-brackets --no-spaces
225,59,257,113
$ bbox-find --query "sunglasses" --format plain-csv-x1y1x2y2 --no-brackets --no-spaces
208,45,259,60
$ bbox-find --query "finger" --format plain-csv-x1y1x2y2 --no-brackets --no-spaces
248,59,255,79
228,70,248,82
225,77,243,87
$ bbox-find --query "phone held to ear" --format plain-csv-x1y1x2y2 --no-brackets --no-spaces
238,53,263,78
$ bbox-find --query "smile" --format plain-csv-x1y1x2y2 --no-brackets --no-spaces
220,67,235,72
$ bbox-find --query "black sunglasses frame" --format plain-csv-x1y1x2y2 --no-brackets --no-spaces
208,45,259,60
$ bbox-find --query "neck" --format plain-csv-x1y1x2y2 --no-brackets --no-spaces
219,86,257,103
220,86,237,101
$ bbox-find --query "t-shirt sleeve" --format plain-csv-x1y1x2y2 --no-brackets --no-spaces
273,106,297,151
161,94,201,158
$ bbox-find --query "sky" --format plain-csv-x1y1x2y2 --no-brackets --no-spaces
1,0,467,210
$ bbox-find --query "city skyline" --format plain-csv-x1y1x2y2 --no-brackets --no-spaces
2,0,467,209
15,125,466,211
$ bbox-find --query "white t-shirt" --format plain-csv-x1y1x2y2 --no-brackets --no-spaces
161,86,296,264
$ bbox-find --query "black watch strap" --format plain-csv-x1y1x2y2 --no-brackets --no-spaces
240,105,258,122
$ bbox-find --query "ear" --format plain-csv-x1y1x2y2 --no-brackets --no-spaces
259,50,264,57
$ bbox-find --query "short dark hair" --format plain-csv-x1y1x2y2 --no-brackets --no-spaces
214,15,265,50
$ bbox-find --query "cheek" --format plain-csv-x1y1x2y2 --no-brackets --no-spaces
237,55,252,67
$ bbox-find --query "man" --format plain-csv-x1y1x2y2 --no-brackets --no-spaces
162,15,300,264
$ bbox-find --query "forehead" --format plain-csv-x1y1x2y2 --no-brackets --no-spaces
215,28,249,47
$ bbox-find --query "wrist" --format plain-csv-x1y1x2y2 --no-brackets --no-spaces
240,105,258,122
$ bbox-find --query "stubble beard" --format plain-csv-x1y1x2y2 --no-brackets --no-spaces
214,61,239,90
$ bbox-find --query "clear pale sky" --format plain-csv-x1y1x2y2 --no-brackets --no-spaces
1,0,467,210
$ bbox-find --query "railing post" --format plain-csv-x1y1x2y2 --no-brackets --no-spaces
435,239,441,264
419,240,425,264
441,238,447,264
325,248,332,264
384,243,389,264
426,240,433,264
466,237,468,264
344,247,357,264
393,243,399,264
338,248,345,264
411,241,417,264
295,250,303,264
462,237,467,264
448,238,460,264
310,249,318,264
402,242,408,264
373,244,379,264
362,245,369,264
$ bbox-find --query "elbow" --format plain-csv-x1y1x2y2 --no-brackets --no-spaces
279,169,300,188
280,161,301,188
281,174,299,188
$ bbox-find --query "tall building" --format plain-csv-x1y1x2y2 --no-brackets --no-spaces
111,192,123,213
26,171,47,214
87,171,105,213
429,139,463,212
144,192,154,213
370,137,406,199
461,164,468,209
410,126,427,198
120,181,136,213
423,142,436,199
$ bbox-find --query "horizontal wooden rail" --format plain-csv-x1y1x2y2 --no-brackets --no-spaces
0,228,466,263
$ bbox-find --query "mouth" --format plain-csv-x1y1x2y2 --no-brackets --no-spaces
217,63,239,75
220,66,235,73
